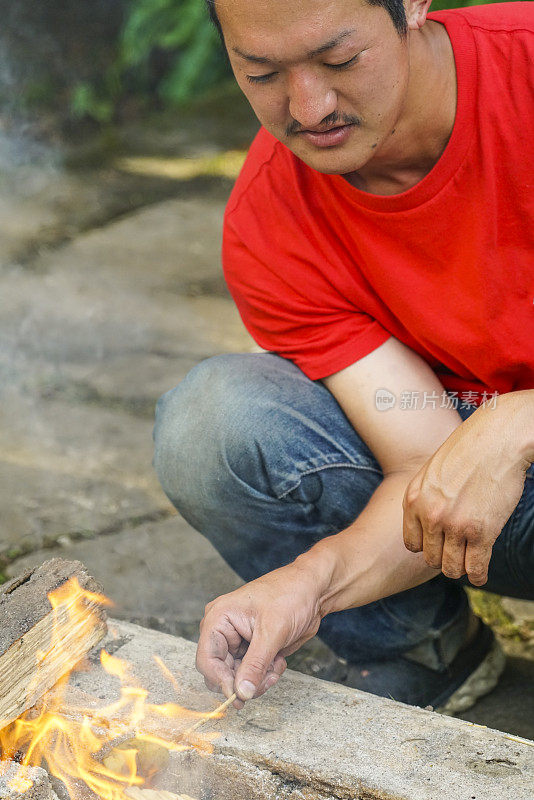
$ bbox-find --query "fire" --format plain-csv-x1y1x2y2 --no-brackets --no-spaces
0,578,225,799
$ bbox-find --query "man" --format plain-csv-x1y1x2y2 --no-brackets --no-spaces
154,0,534,712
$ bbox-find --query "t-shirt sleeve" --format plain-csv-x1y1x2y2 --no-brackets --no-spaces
222,189,390,381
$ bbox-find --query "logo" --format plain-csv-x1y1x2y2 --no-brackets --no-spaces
375,388,396,411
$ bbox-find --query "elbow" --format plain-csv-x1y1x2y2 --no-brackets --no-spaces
381,455,431,480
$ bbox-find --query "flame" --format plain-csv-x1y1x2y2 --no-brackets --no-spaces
0,579,224,798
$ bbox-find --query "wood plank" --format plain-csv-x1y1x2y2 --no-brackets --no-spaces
0,558,107,731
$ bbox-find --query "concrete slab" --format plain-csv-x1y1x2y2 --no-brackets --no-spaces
0,396,173,556
0,89,258,272
0,396,157,484
0,194,253,559
5,518,242,634
0,154,235,271
0,763,58,800
37,352,205,418
0,459,166,559
60,620,534,800
33,197,232,294
0,265,251,373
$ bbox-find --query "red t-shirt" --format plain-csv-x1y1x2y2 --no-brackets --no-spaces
223,3,534,397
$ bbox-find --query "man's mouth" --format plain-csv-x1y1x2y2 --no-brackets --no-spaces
298,123,356,148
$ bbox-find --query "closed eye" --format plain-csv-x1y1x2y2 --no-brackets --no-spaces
245,50,362,84
327,53,360,70
246,72,277,84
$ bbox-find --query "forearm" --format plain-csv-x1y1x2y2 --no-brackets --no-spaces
295,471,439,617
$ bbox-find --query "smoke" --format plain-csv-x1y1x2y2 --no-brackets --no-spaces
0,0,124,175
0,115,61,177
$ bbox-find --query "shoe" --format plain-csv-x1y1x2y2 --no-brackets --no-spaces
338,620,506,713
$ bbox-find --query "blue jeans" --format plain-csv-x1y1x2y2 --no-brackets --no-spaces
153,353,534,669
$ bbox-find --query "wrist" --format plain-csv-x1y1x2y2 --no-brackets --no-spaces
292,540,340,618
492,391,534,465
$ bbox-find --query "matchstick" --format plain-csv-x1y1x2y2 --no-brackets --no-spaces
181,692,237,738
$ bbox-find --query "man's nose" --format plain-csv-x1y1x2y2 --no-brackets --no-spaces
287,70,337,129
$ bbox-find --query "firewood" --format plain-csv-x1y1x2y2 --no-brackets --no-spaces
0,559,108,732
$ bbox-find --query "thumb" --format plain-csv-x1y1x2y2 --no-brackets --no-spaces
234,627,282,701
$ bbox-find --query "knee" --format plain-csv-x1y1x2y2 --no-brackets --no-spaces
153,354,277,512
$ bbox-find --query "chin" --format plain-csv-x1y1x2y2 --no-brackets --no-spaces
293,145,371,177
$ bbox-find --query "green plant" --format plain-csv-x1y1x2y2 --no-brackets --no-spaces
121,0,229,105
71,82,115,124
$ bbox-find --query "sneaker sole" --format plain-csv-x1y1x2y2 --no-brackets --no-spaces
436,637,506,715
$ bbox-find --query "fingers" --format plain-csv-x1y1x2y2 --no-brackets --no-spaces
403,473,447,570
197,615,288,706
202,662,235,699
441,536,467,579
431,530,492,584
403,510,424,553
465,542,491,586
423,528,445,570
226,653,286,706
403,474,424,553
253,654,287,698
196,626,236,699
234,626,285,702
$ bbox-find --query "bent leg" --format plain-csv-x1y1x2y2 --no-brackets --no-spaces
153,353,469,665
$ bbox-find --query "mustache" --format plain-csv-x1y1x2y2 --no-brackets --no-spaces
286,111,361,137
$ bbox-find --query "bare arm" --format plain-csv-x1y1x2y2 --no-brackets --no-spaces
296,337,464,614
197,338,466,703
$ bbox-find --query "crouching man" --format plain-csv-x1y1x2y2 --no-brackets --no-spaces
154,0,534,712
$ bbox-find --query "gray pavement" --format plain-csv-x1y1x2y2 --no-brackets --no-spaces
0,192,254,559
1,105,533,742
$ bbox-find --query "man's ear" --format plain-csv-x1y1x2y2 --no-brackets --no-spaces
405,0,433,31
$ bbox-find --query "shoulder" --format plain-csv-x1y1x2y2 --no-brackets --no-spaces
429,3,534,100
429,2,534,34
225,127,302,219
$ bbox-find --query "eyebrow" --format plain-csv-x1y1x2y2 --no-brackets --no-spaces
232,28,357,64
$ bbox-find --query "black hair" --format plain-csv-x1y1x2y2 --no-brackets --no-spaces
205,0,408,40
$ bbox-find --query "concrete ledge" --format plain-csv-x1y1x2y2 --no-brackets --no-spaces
0,763,59,800
63,620,533,800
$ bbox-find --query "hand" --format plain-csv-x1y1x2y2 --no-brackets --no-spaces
196,563,323,707
402,395,532,586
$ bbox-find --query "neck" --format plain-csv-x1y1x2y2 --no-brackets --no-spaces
345,21,457,196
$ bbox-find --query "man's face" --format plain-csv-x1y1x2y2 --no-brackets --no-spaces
217,0,411,176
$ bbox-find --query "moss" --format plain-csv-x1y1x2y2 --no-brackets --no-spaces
5,547,23,562
467,588,532,641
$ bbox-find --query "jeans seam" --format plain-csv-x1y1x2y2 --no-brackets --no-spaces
277,462,382,500
376,595,466,635
375,598,437,634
